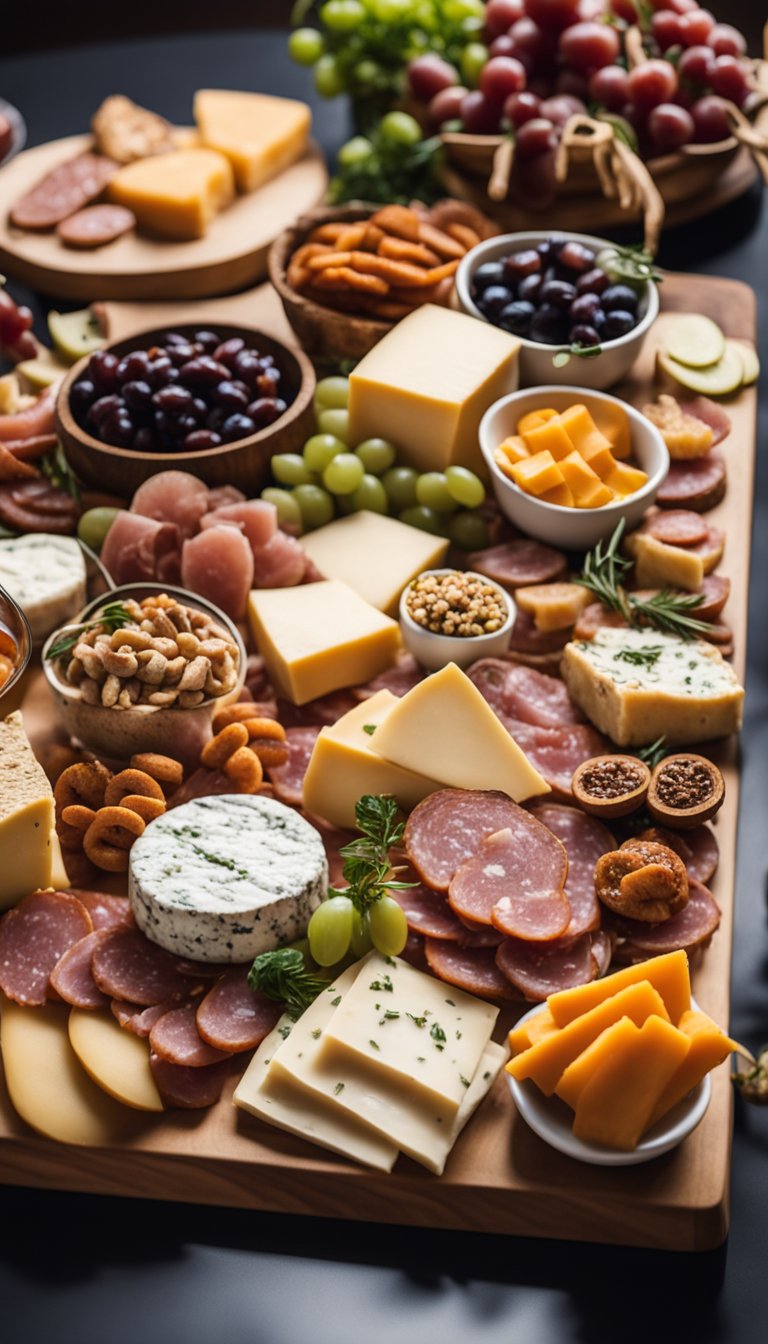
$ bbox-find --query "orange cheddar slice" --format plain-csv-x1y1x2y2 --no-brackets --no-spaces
508,1007,558,1056
517,408,558,436
570,1015,691,1150
510,450,565,497
648,1008,738,1127
507,980,670,1096
548,950,691,1029
556,1016,638,1109
521,418,575,463
602,460,649,498
578,436,616,481
574,477,615,509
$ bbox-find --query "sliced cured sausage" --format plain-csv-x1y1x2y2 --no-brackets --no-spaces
448,825,569,941
573,601,628,641
150,1002,232,1067
278,690,359,729
266,726,320,807
0,480,80,534
10,152,118,230
655,451,726,513
467,539,567,590
195,967,282,1052
424,938,522,1001
70,890,135,932
690,523,725,572
495,930,599,1002
0,383,58,441
56,203,135,248
468,659,585,729
399,930,429,973
528,802,614,938
679,397,731,446
49,930,111,1009
91,927,190,1006
633,825,718,885
499,717,609,800
353,651,424,701
507,607,572,657
646,510,708,548
0,890,92,1006
149,1054,231,1109
111,999,175,1037
391,882,468,940
0,443,39,481
607,878,720,956
694,575,730,623
405,788,537,892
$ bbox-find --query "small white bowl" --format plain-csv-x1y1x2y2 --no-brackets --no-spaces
479,385,669,552
455,229,659,390
399,568,515,672
508,1000,712,1167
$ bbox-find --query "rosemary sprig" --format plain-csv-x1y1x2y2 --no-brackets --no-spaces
45,600,135,661
40,444,80,503
248,948,328,1020
577,520,633,621
634,736,669,770
629,588,713,638
577,521,713,641
331,793,414,917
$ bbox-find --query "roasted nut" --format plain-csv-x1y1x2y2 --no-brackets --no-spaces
136,649,168,685
596,840,689,923
178,690,205,708
101,646,139,677
178,655,210,692
177,632,200,658
80,677,101,705
112,627,152,652
101,674,122,708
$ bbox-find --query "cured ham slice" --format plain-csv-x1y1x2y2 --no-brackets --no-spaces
200,499,277,550
608,878,720,956
195,967,282,1052
131,470,210,538
49,930,111,1009
528,802,613,939
404,788,539,892
251,531,307,588
149,1002,232,1067
91,928,190,1006
0,890,92,1006
181,524,254,621
495,930,602,1002
468,659,585,729
645,510,708,547
266,726,320,807
69,890,134,932
149,1054,231,1109
100,511,180,586
467,539,567,590
424,938,522,1001
448,825,569,940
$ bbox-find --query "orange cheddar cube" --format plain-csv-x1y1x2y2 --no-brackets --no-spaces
559,449,604,503
539,482,575,507
517,408,558,436
602,460,649,498
592,401,632,460
508,1007,558,1056
497,435,529,465
507,980,670,1096
521,418,575,462
548,950,691,1029
570,1016,691,1151
557,404,614,457
649,1008,739,1127
574,477,615,509
578,437,616,481
510,450,565,497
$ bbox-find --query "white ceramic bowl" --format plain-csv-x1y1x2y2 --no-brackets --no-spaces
399,568,515,672
479,385,669,551
508,1000,712,1166
455,230,660,390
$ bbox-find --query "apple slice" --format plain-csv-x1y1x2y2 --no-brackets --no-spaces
727,339,760,387
48,308,104,363
662,314,726,369
16,347,70,390
657,346,744,398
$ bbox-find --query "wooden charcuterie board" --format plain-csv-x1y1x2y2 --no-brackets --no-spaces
0,273,755,1251
0,134,328,301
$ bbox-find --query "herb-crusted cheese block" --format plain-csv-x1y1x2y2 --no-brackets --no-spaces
128,795,327,963
0,534,86,641
561,628,744,747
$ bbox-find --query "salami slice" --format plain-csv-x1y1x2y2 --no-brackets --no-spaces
91,927,190,1006
467,539,567,590
392,881,469,940
111,999,175,1037
591,928,613,977
608,878,720,955
0,480,79,534
655,451,726,513
69,890,135,932
149,1054,231,1109
528,802,614,938
278,691,359,730
468,659,585,730
683,824,720,884
399,930,429,973
573,602,628,641
449,825,569,941
646,510,708,548
499,716,609,800
0,444,38,481
2,433,59,461
150,1002,232,1067
495,930,599,1002
10,152,118,230
195,967,282,1052
694,575,730,623
353,651,424,701
0,890,92,1006
679,397,731,446
266,726,320,807
424,937,522,1001
48,930,111,1009
56,203,135,248
405,788,538,892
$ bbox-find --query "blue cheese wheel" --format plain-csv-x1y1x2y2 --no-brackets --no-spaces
128,795,328,963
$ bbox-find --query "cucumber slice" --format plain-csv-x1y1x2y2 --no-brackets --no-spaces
48,308,104,363
727,339,760,387
662,313,726,369
16,347,70,390
657,346,744,397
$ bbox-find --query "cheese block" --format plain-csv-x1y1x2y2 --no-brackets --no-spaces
370,662,550,800
0,996,139,1145
0,534,86,641
624,531,705,593
299,512,449,616
68,1008,164,1112
247,580,401,705
129,795,327,962
347,306,520,476
107,148,234,241
547,949,691,1029
49,829,71,890
194,89,310,193
0,711,54,910
561,628,744,746
302,690,443,828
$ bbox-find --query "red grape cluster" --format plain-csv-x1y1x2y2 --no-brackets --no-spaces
406,0,753,191
0,286,36,363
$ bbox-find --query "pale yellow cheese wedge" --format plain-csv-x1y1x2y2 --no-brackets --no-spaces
194,89,311,193
514,582,590,633
624,531,704,593
107,148,235,240
68,1008,164,1112
0,711,54,911
299,511,449,617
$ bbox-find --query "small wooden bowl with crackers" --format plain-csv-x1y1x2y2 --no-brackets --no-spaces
268,199,498,361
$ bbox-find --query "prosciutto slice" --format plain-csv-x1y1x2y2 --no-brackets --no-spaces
200,499,277,550
130,470,210,539
100,510,180,586
181,524,254,621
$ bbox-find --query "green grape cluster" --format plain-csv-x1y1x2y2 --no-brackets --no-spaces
265,376,489,551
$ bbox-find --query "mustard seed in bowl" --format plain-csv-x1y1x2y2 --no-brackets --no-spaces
405,571,507,638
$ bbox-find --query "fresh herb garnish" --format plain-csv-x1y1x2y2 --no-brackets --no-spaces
334,1082,345,1096
40,443,80,502
553,341,603,369
248,947,328,1019
615,644,665,669
407,1013,427,1028
379,1010,400,1024
601,241,662,287
460,1075,470,1089
430,1023,447,1045
46,600,135,661
331,794,414,917
634,736,669,769
362,724,377,735
369,974,393,993
369,1039,380,1051
577,521,712,641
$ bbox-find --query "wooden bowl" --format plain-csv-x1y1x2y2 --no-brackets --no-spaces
56,323,316,497
268,202,394,362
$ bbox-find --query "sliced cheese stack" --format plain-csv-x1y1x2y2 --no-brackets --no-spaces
0,711,56,910
507,951,736,1151
234,951,506,1173
194,90,311,192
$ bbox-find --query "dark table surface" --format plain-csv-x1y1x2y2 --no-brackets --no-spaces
1,27,767,1344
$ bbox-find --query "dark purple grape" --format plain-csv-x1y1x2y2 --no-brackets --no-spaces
260,354,275,369
101,411,134,447
529,305,569,343
602,310,636,340
206,407,227,432
148,354,173,386
257,368,281,397
184,429,222,451
164,332,187,346
178,356,230,387
517,273,543,304
569,292,602,324
540,279,577,309
569,323,601,346
576,267,609,296
70,378,96,416
87,394,122,429
558,241,596,273
132,427,159,452
152,384,193,413
503,249,541,282
479,285,514,318
213,337,246,369
537,236,563,263
214,379,250,411
174,414,200,438
601,284,639,314
89,351,120,392
122,380,153,414
194,330,220,353
190,397,209,423
499,300,535,336
116,350,152,384
166,341,198,367
247,397,283,427
473,260,506,291
221,413,257,442
233,350,266,387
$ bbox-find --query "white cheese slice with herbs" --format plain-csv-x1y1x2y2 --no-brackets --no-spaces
128,795,327,963
0,534,86,641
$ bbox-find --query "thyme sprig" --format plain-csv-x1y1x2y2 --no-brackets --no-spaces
45,601,135,661
248,948,328,1020
331,793,414,917
634,736,669,770
577,521,713,641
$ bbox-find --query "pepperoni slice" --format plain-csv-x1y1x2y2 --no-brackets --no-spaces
655,451,726,513
277,691,359,730
448,823,569,941
405,789,539,893
528,802,614,938
0,890,92,1006
69,890,135,932
468,659,585,730
195,967,282,1052
150,1002,232,1068
683,825,720,884
266,726,319,807
56,203,135,248
91,928,190,1006
694,575,730,623
647,510,708,548
495,930,599,1002
149,1054,231,1109
607,878,720,955
111,999,176,1037
468,539,567,590
499,717,610,800
10,151,118,230
424,938,522,1001
49,930,111,1009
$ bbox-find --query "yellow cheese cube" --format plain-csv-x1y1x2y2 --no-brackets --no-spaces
558,449,603,502
0,711,54,909
593,401,632,460
194,89,311,193
517,408,558,435
299,511,448,617
548,950,691,1029
302,691,443,828
557,404,616,459
107,148,234,240
538,483,575,507
247,580,401,705
602,461,649,498
624,531,704,593
570,1016,691,1150
510,450,565,497
514,582,590,632
573,477,615,509
521,417,576,462
347,306,520,476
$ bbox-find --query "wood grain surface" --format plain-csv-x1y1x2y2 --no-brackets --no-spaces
0,272,755,1251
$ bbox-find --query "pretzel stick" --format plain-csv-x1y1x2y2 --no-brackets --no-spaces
488,137,514,201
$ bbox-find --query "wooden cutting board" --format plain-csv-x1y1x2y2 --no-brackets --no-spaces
0,272,755,1251
0,134,327,301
